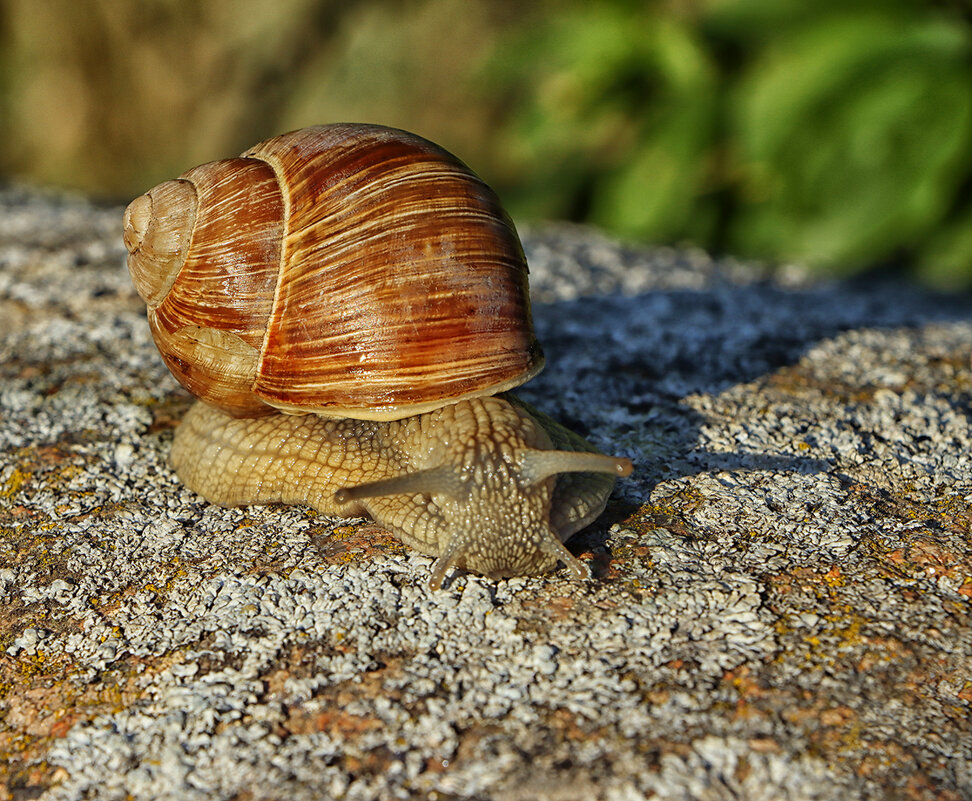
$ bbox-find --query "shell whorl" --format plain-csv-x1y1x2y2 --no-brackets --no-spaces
123,123,543,420
125,179,197,309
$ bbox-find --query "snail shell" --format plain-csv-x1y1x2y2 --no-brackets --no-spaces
124,124,631,588
124,123,543,420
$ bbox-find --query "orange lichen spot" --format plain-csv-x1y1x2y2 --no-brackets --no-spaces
819,705,856,727
823,566,844,587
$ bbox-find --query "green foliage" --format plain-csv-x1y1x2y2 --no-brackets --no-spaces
491,4,720,244
728,8,972,273
491,0,972,286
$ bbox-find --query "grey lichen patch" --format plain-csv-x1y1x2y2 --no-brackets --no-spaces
1,186,970,800
641,735,845,801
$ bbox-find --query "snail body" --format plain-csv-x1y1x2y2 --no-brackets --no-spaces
125,123,631,588
170,394,627,589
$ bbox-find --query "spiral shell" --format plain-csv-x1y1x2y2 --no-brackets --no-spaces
123,124,543,420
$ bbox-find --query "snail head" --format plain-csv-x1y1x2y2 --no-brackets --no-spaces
333,398,631,589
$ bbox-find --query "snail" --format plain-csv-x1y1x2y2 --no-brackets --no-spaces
123,123,631,589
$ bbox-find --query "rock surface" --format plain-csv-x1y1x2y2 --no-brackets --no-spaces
0,186,970,800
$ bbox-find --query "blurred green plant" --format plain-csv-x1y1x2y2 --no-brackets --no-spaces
491,0,972,287
487,3,720,246
719,2,972,284
1,0,971,286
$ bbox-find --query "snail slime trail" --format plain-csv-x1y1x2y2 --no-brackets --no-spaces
124,123,632,588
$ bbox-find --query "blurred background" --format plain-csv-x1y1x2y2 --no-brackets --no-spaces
1,0,971,287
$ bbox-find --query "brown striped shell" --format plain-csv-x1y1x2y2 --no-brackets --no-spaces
123,124,544,420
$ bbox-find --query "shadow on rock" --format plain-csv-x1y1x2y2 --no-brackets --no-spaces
518,275,972,556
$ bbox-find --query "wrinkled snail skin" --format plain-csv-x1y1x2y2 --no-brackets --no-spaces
125,123,633,588
169,395,631,590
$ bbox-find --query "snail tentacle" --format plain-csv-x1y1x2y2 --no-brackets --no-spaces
428,539,469,591
519,450,633,485
334,465,464,504
539,534,590,581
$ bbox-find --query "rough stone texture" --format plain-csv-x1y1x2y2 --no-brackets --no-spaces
0,185,970,801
